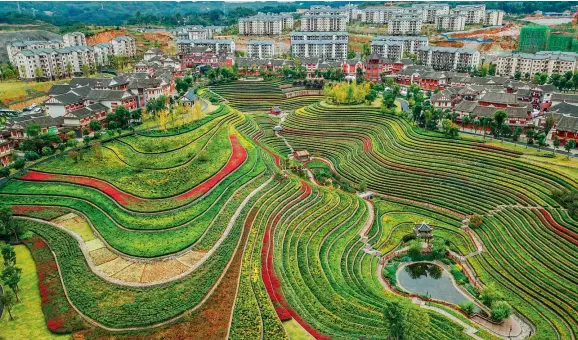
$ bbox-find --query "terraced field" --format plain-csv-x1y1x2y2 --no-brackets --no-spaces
1,82,577,340
209,80,323,112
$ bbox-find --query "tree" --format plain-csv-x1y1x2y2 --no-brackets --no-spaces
430,238,446,260
553,136,560,155
544,114,556,136
89,119,101,132
12,158,25,170
512,126,522,144
81,64,90,76
469,215,483,227
1,244,16,266
565,139,576,159
493,110,507,140
408,240,422,259
24,151,40,161
1,265,22,301
34,67,44,80
536,132,547,151
514,71,521,80
0,290,16,321
526,129,535,148
442,119,459,139
25,123,41,138
66,62,73,76
383,301,429,340
491,301,512,321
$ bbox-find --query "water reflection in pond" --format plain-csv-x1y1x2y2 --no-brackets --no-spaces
397,262,476,308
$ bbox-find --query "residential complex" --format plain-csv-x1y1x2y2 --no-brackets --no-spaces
246,40,275,59
290,32,348,60
388,14,423,35
485,10,505,26
417,46,481,71
238,13,294,35
93,42,113,67
174,25,226,40
495,51,578,77
177,39,236,55
14,46,97,80
300,13,348,32
436,15,466,31
306,5,350,22
451,4,486,25
361,7,408,24
63,32,87,47
6,40,64,64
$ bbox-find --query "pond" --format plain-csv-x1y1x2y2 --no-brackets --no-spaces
397,262,478,310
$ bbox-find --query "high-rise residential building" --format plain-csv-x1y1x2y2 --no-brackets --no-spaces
290,32,348,60
417,46,481,71
300,13,348,32
484,10,505,27
306,5,350,22
496,51,578,77
361,7,406,24
451,4,486,25
436,15,466,31
412,3,450,23
388,14,423,35
246,40,275,59
63,32,87,47
238,13,294,35
93,42,113,66
14,46,97,80
372,36,428,57
110,36,137,58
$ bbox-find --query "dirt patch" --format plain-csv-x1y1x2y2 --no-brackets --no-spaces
177,250,206,266
112,262,145,282
430,40,465,48
86,29,128,45
140,259,189,283
97,257,132,277
90,248,119,266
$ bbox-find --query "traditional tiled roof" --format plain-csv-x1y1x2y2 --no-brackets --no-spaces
479,92,518,105
454,100,477,113
472,105,528,119
66,103,108,119
549,102,578,117
48,84,71,96
86,89,133,101
50,92,84,105
556,115,578,132
183,89,199,102
551,93,578,103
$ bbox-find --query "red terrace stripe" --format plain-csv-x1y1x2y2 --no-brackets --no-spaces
260,182,328,340
534,208,578,246
18,134,247,205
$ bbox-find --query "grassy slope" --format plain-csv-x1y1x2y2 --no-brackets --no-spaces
0,243,69,340
282,320,314,340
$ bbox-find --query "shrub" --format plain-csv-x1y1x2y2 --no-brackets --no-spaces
0,167,10,178
24,151,40,161
41,146,53,157
12,158,25,170
459,301,475,315
491,301,512,321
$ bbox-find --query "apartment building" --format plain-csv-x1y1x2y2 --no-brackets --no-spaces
361,7,403,24
495,51,578,77
15,46,97,81
177,39,236,55
63,32,87,47
451,5,486,25
485,10,505,26
290,32,348,60
370,40,404,61
417,46,481,71
412,3,450,23
111,36,137,58
436,15,466,31
246,40,275,59
373,36,428,55
388,14,423,36
300,14,347,32
306,5,350,22
238,13,294,35
6,40,64,64
341,4,362,21
93,42,112,66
